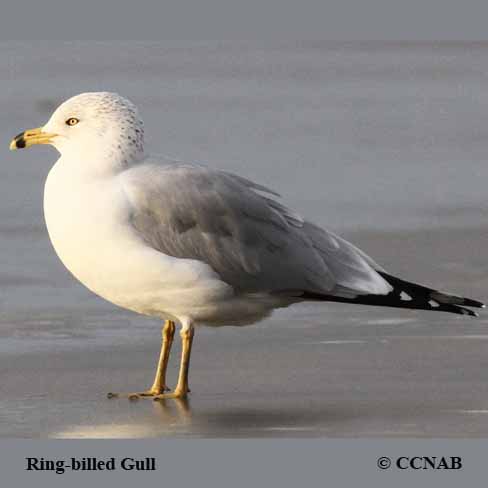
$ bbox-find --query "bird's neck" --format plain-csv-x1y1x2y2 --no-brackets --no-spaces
57,146,145,179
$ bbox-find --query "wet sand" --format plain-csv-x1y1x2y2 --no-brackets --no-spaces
1,227,487,438
1,42,488,438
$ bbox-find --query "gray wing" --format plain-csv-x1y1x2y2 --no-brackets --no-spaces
121,160,391,296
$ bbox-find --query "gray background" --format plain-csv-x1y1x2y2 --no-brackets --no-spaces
2,1,488,41
1,42,487,441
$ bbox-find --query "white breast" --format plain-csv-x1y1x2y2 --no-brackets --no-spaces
43,158,234,321
44,160,140,296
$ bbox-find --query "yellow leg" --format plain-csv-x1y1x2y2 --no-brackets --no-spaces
153,322,194,401
107,320,176,400
148,320,176,394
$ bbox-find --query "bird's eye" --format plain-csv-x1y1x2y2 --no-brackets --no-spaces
65,117,80,126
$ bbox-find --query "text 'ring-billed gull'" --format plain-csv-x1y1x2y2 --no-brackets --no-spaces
9,92,485,400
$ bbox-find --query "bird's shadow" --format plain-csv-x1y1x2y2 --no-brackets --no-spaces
149,397,369,437
148,395,451,437
53,395,444,438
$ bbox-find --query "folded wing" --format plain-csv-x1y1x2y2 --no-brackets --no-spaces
121,159,391,298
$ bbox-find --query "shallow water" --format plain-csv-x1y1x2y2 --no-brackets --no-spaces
0,42,487,437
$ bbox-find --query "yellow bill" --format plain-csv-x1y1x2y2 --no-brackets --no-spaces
9,127,58,151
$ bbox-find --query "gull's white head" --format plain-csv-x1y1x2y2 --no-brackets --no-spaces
10,92,145,169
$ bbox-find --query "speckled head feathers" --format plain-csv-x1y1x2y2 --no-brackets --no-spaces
43,92,145,169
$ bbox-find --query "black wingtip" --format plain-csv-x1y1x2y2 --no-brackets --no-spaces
459,298,485,309
295,271,485,318
459,307,479,317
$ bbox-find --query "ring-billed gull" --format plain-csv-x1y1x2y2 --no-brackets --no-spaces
9,92,485,400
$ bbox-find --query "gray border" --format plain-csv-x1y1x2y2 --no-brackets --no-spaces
1,0,488,484
0,439,486,487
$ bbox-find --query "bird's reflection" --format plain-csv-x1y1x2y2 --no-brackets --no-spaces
51,397,193,438
152,397,192,426
53,397,377,439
